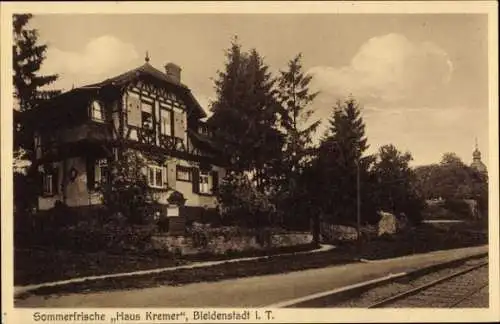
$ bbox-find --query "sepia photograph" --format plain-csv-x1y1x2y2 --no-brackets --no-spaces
1,2,499,323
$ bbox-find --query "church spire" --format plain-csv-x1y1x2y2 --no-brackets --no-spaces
145,51,150,63
473,137,481,160
471,137,487,175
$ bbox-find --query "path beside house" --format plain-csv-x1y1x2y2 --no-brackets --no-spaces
15,245,488,307
14,243,335,297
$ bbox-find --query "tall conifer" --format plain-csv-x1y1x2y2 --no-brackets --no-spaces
275,53,320,229
277,55,320,172
13,14,60,112
317,97,374,224
12,14,61,214
209,38,282,189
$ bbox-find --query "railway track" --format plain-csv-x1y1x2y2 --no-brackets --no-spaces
367,258,489,308
268,254,489,308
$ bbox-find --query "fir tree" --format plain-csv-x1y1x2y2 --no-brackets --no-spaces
323,97,369,164
209,37,250,172
274,53,321,231
276,53,320,178
13,14,61,215
209,38,282,189
242,49,283,190
316,97,375,225
13,13,60,112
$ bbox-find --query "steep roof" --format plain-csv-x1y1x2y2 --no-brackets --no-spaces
17,87,97,129
82,62,207,118
84,62,187,89
18,61,208,131
187,129,222,153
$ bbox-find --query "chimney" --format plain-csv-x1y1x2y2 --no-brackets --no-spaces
164,62,182,83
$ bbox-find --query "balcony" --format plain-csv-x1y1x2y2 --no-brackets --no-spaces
136,127,156,145
159,134,186,152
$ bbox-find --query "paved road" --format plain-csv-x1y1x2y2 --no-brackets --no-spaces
15,245,488,308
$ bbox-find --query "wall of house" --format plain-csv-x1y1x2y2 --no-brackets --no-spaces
38,161,63,210
154,158,225,208
63,157,93,207
39,157,102,210
123,86,188,147
38,155,224,211
120,80,225,209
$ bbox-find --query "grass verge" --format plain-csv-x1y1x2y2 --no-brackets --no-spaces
14,243,318,286
16,220,487,298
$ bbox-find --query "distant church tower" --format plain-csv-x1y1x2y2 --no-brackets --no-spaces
470,138,487,175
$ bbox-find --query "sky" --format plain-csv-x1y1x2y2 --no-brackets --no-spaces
30,13,490,168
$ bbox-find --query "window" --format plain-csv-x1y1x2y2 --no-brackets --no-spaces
34,134,41,149
141,101,153,129
199,171,210,194
91,100,104,121
148,165,165,188
160,107,172,135
94,159,108,188
176,166,191,182
198,125,207,135
42,174,53,195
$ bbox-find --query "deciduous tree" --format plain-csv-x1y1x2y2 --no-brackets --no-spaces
372,144,424,224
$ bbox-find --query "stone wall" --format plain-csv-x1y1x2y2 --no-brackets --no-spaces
320,211,408,243
320,223,358,242
151,231,313,256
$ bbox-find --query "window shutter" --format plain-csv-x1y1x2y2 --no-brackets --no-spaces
127,94,142,126
38,171,44,195
167,162,176,190
211,171,219,193
173,111,185,139
162,166,168,187
52,169,59,194
179,112,186,141
172,111,179,138
192,168,200,194
86,157,95,190
160,108,172,136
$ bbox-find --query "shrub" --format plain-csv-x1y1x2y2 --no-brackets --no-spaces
16,213,158,253
65,222,157,253
167,191,186,206
100,149,159,225
444,199,473,218
157,217,170,233
216,172,277,228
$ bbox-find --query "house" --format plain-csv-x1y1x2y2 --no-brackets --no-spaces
17,55,226,229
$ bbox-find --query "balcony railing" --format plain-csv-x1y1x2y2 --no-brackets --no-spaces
137,127,156,145
128,125,210,157
159,134,185,152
